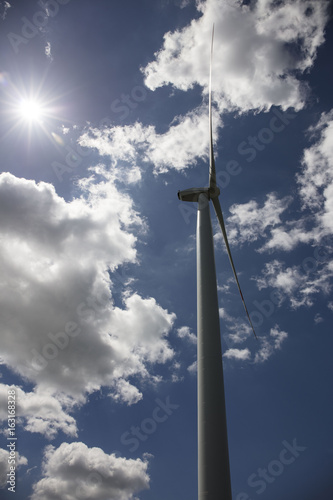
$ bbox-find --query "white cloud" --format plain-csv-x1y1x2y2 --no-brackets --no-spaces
147,106,221,173
222,192,322,254
78,104,221,175
254,337,273,363
297,110,333,210
170,361,184,383
221,310,287,363
187,360,197,374
0,1,10,21
223,348,251,361
256,260,302,294
142,0,329,112
110,294,176,366
258,110,333,253
297,110,333,239
223,110,333,255
227,323,252,345
219,110,333,322
260,224,320,252
0,384,77,439
77,1,330,185
219,307,228,318
177,326,197,344
0,448,27,489
254,325,288,363
253,257,333,309
270,325,288,350
187,320,287,365
109,379,143,406
178,0,191,7
220,308,252,344
126,165,142,183
79,122,152,168
226,193,292,246
0,171,175,406
30,442,150,500
45,41,52,60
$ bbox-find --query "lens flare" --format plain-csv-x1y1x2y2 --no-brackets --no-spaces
51,132,64,146
0,72,9,87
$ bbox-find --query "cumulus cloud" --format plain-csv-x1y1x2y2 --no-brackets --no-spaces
255,260,302,294
0,384,77,439
0,171,175,405
221,304,288,362
253,256,333,309
77,3,330,183
110,294,175,365
223,193,321,253
142,0,329,112
177,326,197,344
109,379,143,406
78,104,221,175
227,322,253,344
223,108,333,256
79,122,152,168
170,361,184,383
226,193,292,246
187,360,197,374
263,110,333,252
220,308,252,344
188,318,287,365
297,110,333,222
254,326,288,363
259,223,320,252
223,348,251,361
30,442,150,500
0,448,27,488
147,106,221,173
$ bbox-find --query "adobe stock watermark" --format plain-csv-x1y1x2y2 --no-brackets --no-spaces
179,108,297,225
51,140,92,182
29,289,110,371
110,85,147,121
7,0,71,55
120,396,180,452
235,438,307,499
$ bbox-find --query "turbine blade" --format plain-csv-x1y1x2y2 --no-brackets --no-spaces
212,196,258,339
209,25,216,191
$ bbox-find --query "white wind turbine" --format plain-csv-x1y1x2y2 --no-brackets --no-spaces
178,27,257,500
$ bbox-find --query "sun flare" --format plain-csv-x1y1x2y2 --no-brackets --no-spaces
18,99,43,122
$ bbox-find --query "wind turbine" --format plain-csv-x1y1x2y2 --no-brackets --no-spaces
178,27,257,500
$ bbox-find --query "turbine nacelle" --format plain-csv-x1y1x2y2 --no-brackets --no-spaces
178,186,220,202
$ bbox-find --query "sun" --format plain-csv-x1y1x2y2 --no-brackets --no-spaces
2,73,67,144
18,99,43,122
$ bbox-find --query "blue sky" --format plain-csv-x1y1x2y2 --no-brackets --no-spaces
0,0,333,499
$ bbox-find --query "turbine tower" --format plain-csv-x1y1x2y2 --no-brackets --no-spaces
178,27,257,500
